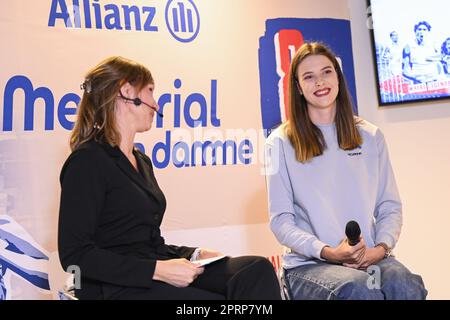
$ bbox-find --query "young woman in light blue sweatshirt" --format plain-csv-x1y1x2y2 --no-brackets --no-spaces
266,42,427,300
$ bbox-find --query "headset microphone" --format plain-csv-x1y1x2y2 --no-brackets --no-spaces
119,91,163,118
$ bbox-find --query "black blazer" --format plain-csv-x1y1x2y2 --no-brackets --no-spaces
58,140,195,297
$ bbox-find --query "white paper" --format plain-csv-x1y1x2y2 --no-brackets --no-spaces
192,255,226,266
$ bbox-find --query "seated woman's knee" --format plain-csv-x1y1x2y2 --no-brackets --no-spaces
335,278,384,300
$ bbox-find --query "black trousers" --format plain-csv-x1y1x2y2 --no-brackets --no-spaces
79,256,282,300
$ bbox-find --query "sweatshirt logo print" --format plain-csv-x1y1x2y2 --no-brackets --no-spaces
347,146,362,156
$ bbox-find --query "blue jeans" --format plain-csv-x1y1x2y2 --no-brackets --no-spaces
285,257,427,300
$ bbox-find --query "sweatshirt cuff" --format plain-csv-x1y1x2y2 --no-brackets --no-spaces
375,234,395,249
309,239,329,261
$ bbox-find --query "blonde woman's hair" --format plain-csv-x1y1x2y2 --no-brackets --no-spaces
70,56,153,151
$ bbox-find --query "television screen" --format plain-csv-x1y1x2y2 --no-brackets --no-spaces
369,0,450,105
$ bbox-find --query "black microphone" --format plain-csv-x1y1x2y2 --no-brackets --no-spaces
119,91,163,118
345,220,361,246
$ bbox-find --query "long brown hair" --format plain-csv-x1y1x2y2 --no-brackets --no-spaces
70,56,154,151
285,42,362,163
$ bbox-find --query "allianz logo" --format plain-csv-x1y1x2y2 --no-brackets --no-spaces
48,0,200,43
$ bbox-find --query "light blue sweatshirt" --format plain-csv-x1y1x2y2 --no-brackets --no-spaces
265,119,402,269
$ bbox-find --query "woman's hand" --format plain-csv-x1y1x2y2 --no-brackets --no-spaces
197,248,223,260
343,246,385,270
153,258,204,287
320,237,366,265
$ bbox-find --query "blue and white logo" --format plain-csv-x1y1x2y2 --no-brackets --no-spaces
0,216,50,300
165,0,200,43
47,0,200,43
